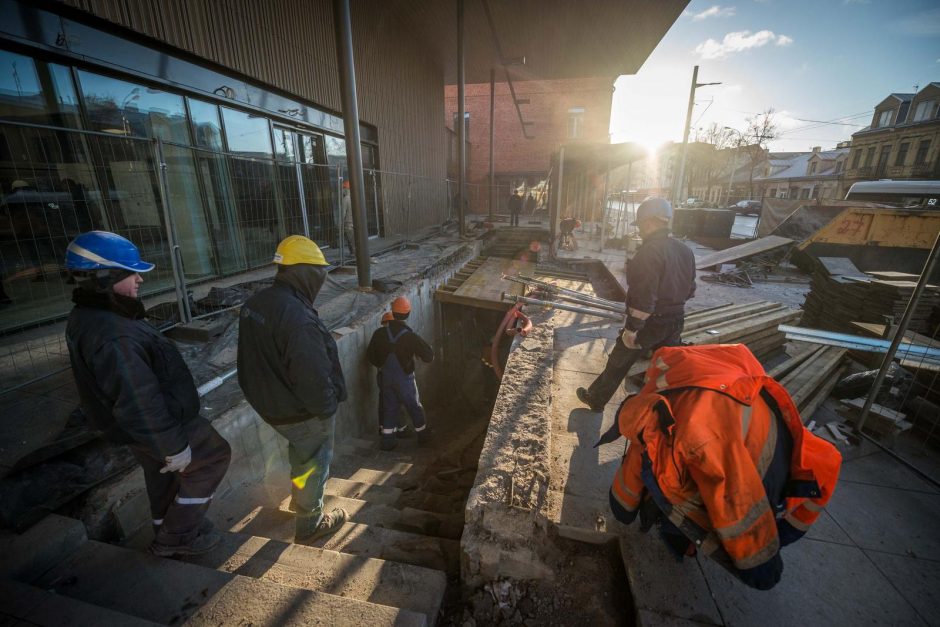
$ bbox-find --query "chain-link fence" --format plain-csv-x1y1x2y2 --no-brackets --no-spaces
0,118,455,393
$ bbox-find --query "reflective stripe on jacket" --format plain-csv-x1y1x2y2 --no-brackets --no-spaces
611,344,841,575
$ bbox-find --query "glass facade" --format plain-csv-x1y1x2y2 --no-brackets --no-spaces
0,44,381,333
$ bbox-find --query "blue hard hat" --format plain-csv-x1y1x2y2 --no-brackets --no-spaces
631,197,673,225
65,231,155,273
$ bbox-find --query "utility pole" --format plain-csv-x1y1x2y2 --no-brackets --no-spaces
488,68,496,222
672,66,720,206
456,0,466,236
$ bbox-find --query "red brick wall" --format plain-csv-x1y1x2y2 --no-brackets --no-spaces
445,77,614,212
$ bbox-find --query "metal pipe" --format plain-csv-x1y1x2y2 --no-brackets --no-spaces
488,67,496,223
778,325,940,364
856,231,940,433
456,0,467,236
332,0,371,287
504,274,626,311
501,292,623,320
154,139,192,324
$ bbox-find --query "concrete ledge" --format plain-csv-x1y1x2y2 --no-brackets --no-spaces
461,309,557,587
0,513,88,582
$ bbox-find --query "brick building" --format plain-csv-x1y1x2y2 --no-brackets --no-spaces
444,77,614,215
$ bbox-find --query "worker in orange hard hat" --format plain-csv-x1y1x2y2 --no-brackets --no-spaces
367,296,434,450
374,311,395,431
341,179,354,255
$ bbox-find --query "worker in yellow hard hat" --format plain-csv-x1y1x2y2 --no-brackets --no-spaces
367,296,434,450
237,235,348,543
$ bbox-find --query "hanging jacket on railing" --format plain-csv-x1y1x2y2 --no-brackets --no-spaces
604,343,842,590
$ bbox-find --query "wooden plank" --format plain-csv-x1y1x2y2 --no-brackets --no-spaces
818,257,867,278
695,235,793,270
841,398,907,423
435,257,534,310
788,348,846,409
683,302,783,333
800,364,847,421
768,345,824,380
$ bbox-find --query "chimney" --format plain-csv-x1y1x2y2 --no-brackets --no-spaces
812,146,821,153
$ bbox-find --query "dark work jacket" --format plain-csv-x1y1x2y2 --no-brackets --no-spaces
366,321,434,375
65,290,199,458
237,282,347,424
509,194,523,215
626,229,696,317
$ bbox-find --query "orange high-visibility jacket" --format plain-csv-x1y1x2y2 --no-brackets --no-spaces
610,344,841,577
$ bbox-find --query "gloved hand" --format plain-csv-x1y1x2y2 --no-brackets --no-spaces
621,328,640,349
159,445,192,474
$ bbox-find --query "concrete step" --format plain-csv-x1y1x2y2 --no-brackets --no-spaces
235,507,460,573
185,530,446,624
396,487,468,514
34,539,426,626
325,476,403,504
0,513,88,582
343,465,426,489
0,579,159,627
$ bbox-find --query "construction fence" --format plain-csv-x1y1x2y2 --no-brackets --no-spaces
0,119,458,393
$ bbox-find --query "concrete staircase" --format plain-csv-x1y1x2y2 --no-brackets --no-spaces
0,436,472,626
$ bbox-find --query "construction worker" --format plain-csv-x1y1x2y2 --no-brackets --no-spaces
367,296,434,450
601,344,841,590
509,190,523,227
64,231,231,557
237,235,348,543
341,180,354,255
376,311,394,430
577,198,694,412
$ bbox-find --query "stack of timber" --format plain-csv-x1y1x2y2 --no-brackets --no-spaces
627,301,801,379
837,398,912,440
802,261,940,335
768,344,848,420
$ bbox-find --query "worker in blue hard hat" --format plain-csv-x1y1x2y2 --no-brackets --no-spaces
64,231,231,557
576,198,697,412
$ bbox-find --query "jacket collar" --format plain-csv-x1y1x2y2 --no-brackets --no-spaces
72,288,146,319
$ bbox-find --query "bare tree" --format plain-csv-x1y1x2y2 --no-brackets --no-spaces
742,108,778,198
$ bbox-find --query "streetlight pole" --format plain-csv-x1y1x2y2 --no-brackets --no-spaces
723,127,742,206
672,66,720,206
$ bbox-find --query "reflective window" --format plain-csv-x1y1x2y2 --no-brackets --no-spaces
0,50,81,127
273,127,295,162
221,107,272,157
188,98,223,151
300,133,323,165
324,135,346,166
77,71,189,143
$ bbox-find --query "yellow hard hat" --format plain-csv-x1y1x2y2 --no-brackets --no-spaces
273,235,329,266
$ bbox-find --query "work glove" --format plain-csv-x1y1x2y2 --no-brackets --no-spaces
621,328,640,349
160,445,192,474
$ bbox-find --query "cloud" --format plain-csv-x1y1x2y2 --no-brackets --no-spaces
694,30,794,59
890,9,940,36
686,5,736,20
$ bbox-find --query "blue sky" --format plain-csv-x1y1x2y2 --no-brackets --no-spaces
609,0,940,152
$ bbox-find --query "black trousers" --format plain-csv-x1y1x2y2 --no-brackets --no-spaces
510,212,520,227
587,316,684,407
130,418,231,548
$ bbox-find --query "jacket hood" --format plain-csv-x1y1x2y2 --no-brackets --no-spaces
641,344,767,405
275,264,327,306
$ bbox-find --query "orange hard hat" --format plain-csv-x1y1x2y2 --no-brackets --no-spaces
391,296,411,314
342,180,350,189
381,311,394,324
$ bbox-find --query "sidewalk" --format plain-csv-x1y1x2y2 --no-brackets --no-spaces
549,238,940,626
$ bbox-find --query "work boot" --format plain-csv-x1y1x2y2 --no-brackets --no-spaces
151,517,215,541
149,528,223,558
380,434,398,451
295,508,348,544
577,387,604,413
417,427,434,446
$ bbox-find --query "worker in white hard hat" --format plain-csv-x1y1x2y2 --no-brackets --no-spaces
577,198,697,412
237,235,348,544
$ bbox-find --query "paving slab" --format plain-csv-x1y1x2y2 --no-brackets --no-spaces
554,334,617,375
637,609,722,627
550,432,628,501
700,538,924,626
803,510,854,546
840,452,940,494
825,481,940,561
618,529,723,626
864,550,940,626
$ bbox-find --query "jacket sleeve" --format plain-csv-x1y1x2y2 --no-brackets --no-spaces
283,320,339,417
625,246,661,315
411,333,434,363
366,330,383,368
93,337,188,458
685,435,782,588
609,440,644,524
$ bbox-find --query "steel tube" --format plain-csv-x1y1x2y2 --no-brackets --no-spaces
501,292,623,320
333,0,371,287
778,325,940,364
856,231,940,433
508,274,626,311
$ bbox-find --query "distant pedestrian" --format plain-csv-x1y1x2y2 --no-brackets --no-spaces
238,235,348,544
341,180,355,256
367,296,434,450
524,193,536,215
65,231,231,557
509,190,523,227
